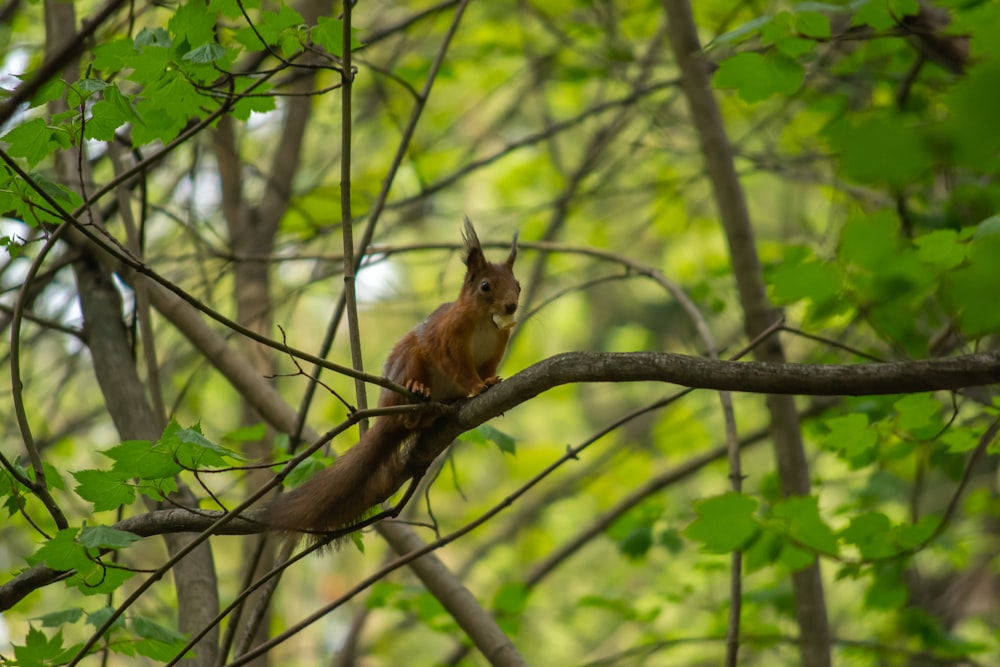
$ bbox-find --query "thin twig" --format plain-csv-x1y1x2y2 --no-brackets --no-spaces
291,0,474,449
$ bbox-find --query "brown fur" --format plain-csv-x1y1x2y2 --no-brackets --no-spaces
267,218,519,540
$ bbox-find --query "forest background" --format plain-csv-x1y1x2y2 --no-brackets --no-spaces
1,0,999,666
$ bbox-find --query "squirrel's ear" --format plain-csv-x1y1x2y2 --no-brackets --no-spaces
462,216,485,268
505,231,518,267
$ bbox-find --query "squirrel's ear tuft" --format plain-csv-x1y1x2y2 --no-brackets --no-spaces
462,216,481,250
462,216,484,268
505,231,518,267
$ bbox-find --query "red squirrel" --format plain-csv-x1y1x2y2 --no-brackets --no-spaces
268,218,520,538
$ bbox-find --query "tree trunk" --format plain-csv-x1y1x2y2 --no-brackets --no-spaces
662,2,832,665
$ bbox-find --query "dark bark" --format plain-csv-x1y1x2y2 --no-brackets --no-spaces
663,1,832,662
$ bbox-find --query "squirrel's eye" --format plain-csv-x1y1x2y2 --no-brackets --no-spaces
480,280,491,292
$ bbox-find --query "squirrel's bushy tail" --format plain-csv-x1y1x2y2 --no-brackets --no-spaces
266,419,411,540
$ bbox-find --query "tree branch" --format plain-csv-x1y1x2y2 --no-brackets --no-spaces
3,347,996,612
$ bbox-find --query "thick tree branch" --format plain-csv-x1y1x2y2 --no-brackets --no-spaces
4,348,996,611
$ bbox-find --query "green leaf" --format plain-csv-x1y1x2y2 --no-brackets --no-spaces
72,564,134,596
493,582,530,616
210,0,254,19
132,617,190,662
311,16,363,56
155,419,243,469
1,234,24,259
657,527,683,554
92,37,137,72
777,542,815,570
891,0,919,17
684,492,759,553
866,562,908,609
37,608,84,627
124,41,173,86
2,118,61,168
133,616,186,643
168,0,216,48
941,428,979,453
222,422,267,443
81,106,118,142
182,42,226,64
772,495,839,556
231,81,276,121
28,527,93,573
86,606,127,631
14,627,68,666
607,499,664,549
841,512,894,559
459,423,516,455
824,413,876,458
796,11,831,38
769,259,841,305
852,1,895,30
714,52,804,103
78,525,142,549
235,5,304,50
940,60,1000,169
914,230,965,269
72,469,136,511
85,86,134,141
76,78,109,95
943,234,1000,336
281,452,328,489
135,636,194,662
104,439,182,479
893,515,938,550
132,101,185,146
578,594,658,622
825,114,931,186
405,590,452,632
28,76,67,108
366,581,403,609
974,215,1000,238
761,12,815,58
894,393,940,432
135,27,172,49
744,529,782,572
617,525,654,560
479,423,516,455
259,5,305,43
709,15,772,49
838,210,899,270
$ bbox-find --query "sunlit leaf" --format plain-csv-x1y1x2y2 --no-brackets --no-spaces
795,11,831,38
772,495,839,557
770,259,841,305
182,42,226,64
3,118,61,168
825,114,931,186
312,16,363,56
914,230,965,269
77,525,142,549
103,439,182,480
893,393,940,432
824,413,876,459
72,469,136,512
685,493,759,553
714,52,804,103
841,512,894,559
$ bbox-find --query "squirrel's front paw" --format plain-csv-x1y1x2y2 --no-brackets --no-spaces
405,379,431,399
472,376,501,395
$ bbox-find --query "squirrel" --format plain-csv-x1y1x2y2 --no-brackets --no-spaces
267,217,520,540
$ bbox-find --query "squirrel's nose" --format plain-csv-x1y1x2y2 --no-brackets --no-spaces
505,302,517,315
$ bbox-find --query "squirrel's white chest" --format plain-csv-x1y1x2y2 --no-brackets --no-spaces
469,320,500,367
